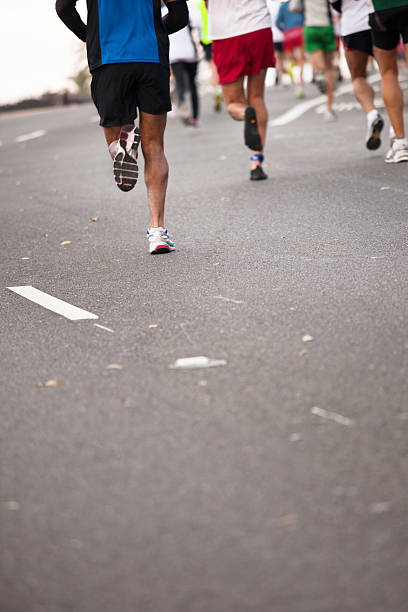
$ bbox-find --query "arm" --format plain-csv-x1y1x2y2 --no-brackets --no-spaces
55,0,87,42
163,0,189,35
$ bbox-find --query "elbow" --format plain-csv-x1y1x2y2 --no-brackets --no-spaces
55,0,70,17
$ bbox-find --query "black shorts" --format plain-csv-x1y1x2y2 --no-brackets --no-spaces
91,62,172,127
369,6,408,50
274,41,284,53
200,42,212,61
343,29,373,56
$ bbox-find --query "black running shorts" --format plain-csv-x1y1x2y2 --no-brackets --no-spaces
369,6,408,50
91,63,172,127
343,30,373,56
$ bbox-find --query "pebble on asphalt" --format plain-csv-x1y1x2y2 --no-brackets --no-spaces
37,379,59,388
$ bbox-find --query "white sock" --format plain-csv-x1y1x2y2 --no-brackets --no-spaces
394,137,407,147
389,125,396,140
366,109,378,124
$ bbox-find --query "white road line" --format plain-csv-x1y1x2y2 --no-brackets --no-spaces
7,286,98,321
270,74,382,127
94,323,114,333
214,295,244,305
15,130,46,143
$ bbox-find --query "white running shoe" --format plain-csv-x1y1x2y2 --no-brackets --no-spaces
385,140,408,164
147,227,175,254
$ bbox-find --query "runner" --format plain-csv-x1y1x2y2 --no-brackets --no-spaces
169,3,202,126
330,0,384,150
296,0,337,121
368,0,408,163
268,0,286,86
55,0,188,254
207,0,275,181
196,0,223,111
276,0,306,97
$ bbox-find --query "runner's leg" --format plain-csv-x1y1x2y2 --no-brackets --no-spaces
345,49,375,113
247,69,268,151
139,112,169,229
185,61,199,121
374,46,404,138
324,52,335,112
221,77,247,120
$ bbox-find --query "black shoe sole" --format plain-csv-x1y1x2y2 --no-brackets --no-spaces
244,106,262,151
366,117,384,151
113,126,140,192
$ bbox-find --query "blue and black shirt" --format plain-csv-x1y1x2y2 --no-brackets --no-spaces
56,0,169,71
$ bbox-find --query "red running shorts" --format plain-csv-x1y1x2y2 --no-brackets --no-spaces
283,26,303,52
212,27,275,85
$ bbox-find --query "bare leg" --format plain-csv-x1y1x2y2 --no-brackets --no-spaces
324,52,335,111
247,69,268,159
374,46,405,138
139,112,169,229
221,77,247,120
345,49,375,113
104,126,123,159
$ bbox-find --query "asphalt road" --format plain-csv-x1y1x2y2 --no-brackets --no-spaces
1,77,408,612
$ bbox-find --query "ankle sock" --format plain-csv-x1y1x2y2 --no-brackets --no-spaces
394,137,407,147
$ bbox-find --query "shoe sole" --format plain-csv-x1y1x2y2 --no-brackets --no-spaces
366,117,384,151
150,245,174,254
113,126,141,192
244,106,262,151
385,153,408,163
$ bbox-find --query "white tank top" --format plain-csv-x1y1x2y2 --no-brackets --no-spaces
208,0,272,41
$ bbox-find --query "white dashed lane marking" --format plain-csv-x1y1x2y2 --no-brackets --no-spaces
15,130,46,143
7,286,98,321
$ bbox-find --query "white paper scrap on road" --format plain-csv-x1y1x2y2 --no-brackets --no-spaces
311,406,355,427
15,130,46,143
7,286,98,321
169,356,227,370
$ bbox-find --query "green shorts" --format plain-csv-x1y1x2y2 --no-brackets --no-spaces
304,25,336,53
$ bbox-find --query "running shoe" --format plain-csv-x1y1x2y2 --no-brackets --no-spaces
113,125,140,192
315,70,327,94
250,166,268,181
147,227,175,254
244,106,262,151
366,113,384,151
295,88,306,99
385,140,408,164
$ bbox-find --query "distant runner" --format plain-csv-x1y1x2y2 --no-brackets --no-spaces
207,0,275,181
55,0,188,254
330,0,384,150
368,0,408,163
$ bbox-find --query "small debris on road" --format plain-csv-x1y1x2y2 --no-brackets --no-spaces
278,514,298,528
106,364,124,370
380,186,390,191
289,433,302,442
370,501,392,514
214,295,244,304
213,262,220,266
298,350,308,357
149,324,158,329
4,501,20,511
320,289,326,295
169,356,227,370
89,216,99,223
302,334,313,343
311,406,355,427
60,240,72,246
37,379,59,388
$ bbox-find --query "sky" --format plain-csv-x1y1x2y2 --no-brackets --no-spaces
0,1,88,104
